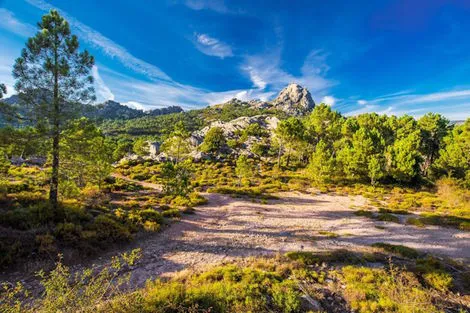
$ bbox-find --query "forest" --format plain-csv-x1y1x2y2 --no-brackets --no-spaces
0,9,469,313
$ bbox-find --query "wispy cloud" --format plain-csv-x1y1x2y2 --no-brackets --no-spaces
345,88,470,120
92,65,114,102
241,48,336,102
0,8,35,37
195,33,233,59
184,0,229,13
26,0,172,82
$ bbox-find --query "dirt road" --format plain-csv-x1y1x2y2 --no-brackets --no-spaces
117,190,469,287
4,179,469,291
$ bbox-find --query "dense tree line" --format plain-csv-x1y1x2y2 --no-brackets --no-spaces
275,104,468,186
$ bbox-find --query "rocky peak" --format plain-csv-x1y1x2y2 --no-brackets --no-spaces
272,83,315,115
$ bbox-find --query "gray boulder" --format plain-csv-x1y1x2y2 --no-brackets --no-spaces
272,83,315,115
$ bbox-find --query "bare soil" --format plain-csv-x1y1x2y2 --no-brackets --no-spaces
119,190,470,288
3,184,469,292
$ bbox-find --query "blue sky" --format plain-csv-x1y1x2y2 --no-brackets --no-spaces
1,0,470,119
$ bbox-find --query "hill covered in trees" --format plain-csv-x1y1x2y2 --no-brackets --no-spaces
0,96,183,126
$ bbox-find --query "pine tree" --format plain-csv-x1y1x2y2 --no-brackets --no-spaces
13,10,95,212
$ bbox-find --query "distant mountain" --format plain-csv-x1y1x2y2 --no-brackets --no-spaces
0,96,183,125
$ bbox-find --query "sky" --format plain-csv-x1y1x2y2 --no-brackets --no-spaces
1,0,470,119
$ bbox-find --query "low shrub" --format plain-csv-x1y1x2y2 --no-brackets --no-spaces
341,265,439,313
162,209,181,218
354,209,374,218
91,215,132,242
138,209,163,224
406,217,425,227
371,242,420,259
376,213,399,223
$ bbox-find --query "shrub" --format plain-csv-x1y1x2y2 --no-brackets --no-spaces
162,209,181,218
54,222,82,245
35,234,57,255
422,271,453,292
138,209,163,224
354,209,374,218
376,213,399,223
406,217,425,227
92,215,132,242
371,242,420,259
271,280,302,313
341,265,439,313
143,221,160,232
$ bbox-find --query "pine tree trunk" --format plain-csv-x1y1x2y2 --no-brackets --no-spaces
50,129,59,211
286,146,291,167
277,141,283,170
49,41,60,212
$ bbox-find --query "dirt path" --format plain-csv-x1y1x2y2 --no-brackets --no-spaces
113,190,469,288
112,173,163,191
3,177,469,291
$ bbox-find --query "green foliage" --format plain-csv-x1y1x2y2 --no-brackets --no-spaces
275,117,305,167
341,265,440,313
437,119,470,183
160,121,191,162
307,140,334,184
13,9,95,210
200,127,226,154
235,155,255,185
162,208,181,218
161,161,192,197
0,249,141,313
418,113,449,176
133,138,150,156
0,148,10,177
60,118,114,191
371,242,420,259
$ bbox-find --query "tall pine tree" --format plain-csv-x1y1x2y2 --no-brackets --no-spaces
13,10,95,212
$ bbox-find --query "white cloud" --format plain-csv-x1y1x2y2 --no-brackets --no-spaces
122,101,146,111
92,66,114,102
195,33,233,59
357,99,367,105
241,48,336,101
0,9,35,37
396,89,470,105
97,66,274,110
321,96,336,106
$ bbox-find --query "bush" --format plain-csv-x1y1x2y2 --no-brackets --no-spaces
162,209,181,218
371,242,420,259
92,215,132,242
138,209,163,224
406,217,425,227
54,222,83,245
376,213,399,223
354,209,374,218
341,265,439,313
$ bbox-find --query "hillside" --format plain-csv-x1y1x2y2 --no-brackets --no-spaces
0,96,183,126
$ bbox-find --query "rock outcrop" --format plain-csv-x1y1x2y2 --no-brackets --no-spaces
271,83,315,115
191,115,280,145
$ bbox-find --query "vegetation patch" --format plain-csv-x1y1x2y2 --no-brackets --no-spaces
371,242,421,259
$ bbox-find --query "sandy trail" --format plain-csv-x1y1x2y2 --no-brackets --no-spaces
117,190,469,287
3,180,469,291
